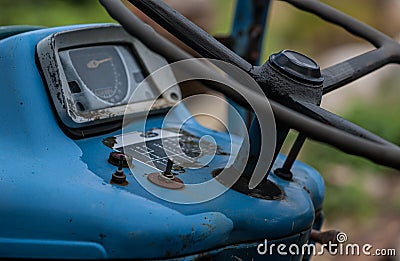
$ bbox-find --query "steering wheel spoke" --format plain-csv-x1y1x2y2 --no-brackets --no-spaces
100,0,400,172
295,101,396,147
322,48,391,94
281,0,400,94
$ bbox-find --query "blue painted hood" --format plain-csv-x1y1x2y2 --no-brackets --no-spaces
0,24,324,259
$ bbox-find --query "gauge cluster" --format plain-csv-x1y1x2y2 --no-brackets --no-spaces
36,25,181,138
61,46,131,108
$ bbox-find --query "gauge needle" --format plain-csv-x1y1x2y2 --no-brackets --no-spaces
87,57,112,68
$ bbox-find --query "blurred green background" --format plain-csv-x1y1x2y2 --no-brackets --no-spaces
1,0,399,258
0,0,113,26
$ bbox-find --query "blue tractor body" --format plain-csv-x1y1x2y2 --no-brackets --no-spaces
0,8,324,259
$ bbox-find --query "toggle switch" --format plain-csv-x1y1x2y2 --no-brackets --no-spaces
147,159,185,190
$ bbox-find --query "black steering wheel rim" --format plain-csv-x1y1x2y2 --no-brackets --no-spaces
99,0,400,170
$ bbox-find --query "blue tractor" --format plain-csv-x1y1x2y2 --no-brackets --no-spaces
0,0,399,259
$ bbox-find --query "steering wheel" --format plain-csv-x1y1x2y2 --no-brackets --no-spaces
99,0,400,175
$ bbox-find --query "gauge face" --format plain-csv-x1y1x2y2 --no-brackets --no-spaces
69,46,128,104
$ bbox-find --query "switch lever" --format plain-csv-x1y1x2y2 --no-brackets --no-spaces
161,159,175,180
147,158,185,190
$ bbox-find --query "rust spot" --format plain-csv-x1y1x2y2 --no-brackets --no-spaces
193,254,212,261
110,178,129,186
200,223,214,231
147,173,185,190
303,186,311,194
177,220,217,252
103,136,117,148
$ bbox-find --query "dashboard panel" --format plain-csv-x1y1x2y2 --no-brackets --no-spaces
0,21,326,259
36,25,181,138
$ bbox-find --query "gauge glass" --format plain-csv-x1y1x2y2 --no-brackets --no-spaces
69,46,128,104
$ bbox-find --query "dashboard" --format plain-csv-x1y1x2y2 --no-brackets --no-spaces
0,22,326,259
36,25,181,138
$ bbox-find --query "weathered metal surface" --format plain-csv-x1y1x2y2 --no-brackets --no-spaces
0,24,324,259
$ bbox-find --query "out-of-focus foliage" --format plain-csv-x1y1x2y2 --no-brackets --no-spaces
263,0,400,59
0,0,113,26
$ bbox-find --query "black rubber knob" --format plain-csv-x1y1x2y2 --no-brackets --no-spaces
269,50,323,85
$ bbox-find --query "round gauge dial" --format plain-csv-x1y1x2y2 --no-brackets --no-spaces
69,46,128,104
